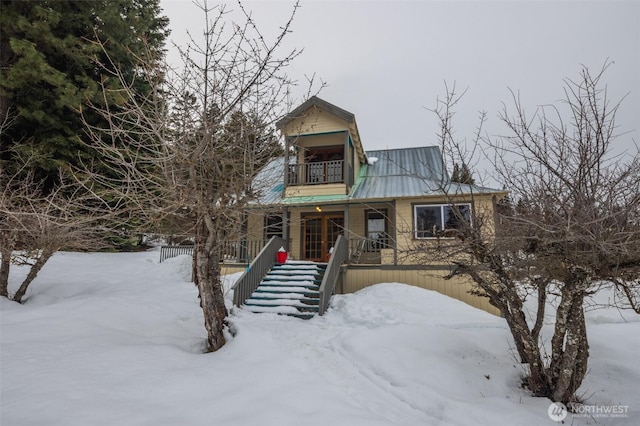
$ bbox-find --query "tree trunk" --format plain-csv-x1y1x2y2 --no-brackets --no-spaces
13,249,54,303
550,288,589,403
0,247,11,298
194,221,228,352
501,291,550,396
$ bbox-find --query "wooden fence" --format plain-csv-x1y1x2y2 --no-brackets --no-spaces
159,245,194,263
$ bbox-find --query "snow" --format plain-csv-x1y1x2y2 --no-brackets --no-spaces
2,250,639,426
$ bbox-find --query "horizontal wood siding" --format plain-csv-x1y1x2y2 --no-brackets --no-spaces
221,264,248,275
282,108,349,136
346,205,366,239
284,183,347,198
245,210,266,241
343,266,500,315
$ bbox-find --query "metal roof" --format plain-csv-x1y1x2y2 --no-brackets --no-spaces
352,147,447,200
251,146,503,206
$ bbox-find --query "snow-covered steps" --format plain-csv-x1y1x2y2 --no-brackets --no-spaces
242,261,327,320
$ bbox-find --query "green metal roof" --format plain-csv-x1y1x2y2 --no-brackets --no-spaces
251,146,504,207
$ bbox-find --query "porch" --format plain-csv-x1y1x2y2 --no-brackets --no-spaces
159,236,393,266
158,238,499,316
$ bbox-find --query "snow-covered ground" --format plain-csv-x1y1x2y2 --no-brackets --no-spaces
1,250,638,425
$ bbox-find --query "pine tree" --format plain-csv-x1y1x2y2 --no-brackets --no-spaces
450,161,475,185
0,0,169,189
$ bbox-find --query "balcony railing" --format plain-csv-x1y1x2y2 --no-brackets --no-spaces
287,160,344,186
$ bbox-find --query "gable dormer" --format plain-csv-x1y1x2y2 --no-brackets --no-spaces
276,97,367,198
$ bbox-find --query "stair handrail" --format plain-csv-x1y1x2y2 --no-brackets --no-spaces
318,235,348,315
232,236,286,307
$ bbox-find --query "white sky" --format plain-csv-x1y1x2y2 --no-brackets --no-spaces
160,0,639,160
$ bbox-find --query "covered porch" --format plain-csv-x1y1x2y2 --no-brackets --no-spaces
244,201,398,265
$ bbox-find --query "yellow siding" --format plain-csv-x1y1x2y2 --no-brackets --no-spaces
353,151,361,179
281,107,350,136
221,264,247,275
342,267,500,315
284,184,347,198
244,210,265,241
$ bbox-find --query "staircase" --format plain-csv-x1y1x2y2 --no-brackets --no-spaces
242,261,327,320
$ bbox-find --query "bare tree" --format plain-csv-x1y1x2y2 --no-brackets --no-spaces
81,1,304,352
0,157,108,303
410,63,640,405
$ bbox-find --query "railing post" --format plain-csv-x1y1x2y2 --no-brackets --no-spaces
318,235,348,315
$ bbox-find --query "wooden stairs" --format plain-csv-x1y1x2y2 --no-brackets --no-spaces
242,261,327,320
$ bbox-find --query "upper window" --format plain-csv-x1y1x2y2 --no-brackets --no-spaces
414,204,471,238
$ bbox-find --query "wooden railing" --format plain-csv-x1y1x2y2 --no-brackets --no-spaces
348,236,391,264
159,245,194,262
287,160,344,185
232,236,286,307
221,239,265,263
318,235,348,315
160,240,266,264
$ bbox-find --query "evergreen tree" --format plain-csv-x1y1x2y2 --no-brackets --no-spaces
0,0,169,189
450,161,475,185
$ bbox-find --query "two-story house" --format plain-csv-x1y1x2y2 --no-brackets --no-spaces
212,96,506,316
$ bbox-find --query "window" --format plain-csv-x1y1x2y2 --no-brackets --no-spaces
414,204,471,238
365,209,389,250
265,214,284,240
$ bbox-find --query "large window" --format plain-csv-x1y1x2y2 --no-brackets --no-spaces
414,204,471,238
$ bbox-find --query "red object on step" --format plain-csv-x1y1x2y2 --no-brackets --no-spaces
276,251,287,264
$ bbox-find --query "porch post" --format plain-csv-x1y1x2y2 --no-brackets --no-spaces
283,136,289,195
344,132,349,192
392,200,398,265
344,203,349,250
283,207,289,252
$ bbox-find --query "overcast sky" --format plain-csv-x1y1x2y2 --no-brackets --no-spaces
160,0,639,166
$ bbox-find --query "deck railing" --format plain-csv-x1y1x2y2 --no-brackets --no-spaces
318,235,348,315
160,240,266,264
232,236,286,307
348,236,391,264
221,239,265,263
287,160,344,185
159,245,194,262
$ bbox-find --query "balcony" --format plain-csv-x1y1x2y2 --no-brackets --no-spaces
287,160,344,186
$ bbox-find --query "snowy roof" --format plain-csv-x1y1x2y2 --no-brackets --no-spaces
251,146,504,206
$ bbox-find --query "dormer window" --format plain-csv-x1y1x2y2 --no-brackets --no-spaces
277,97,366,193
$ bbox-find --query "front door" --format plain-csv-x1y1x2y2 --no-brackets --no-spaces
303,214,344,262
